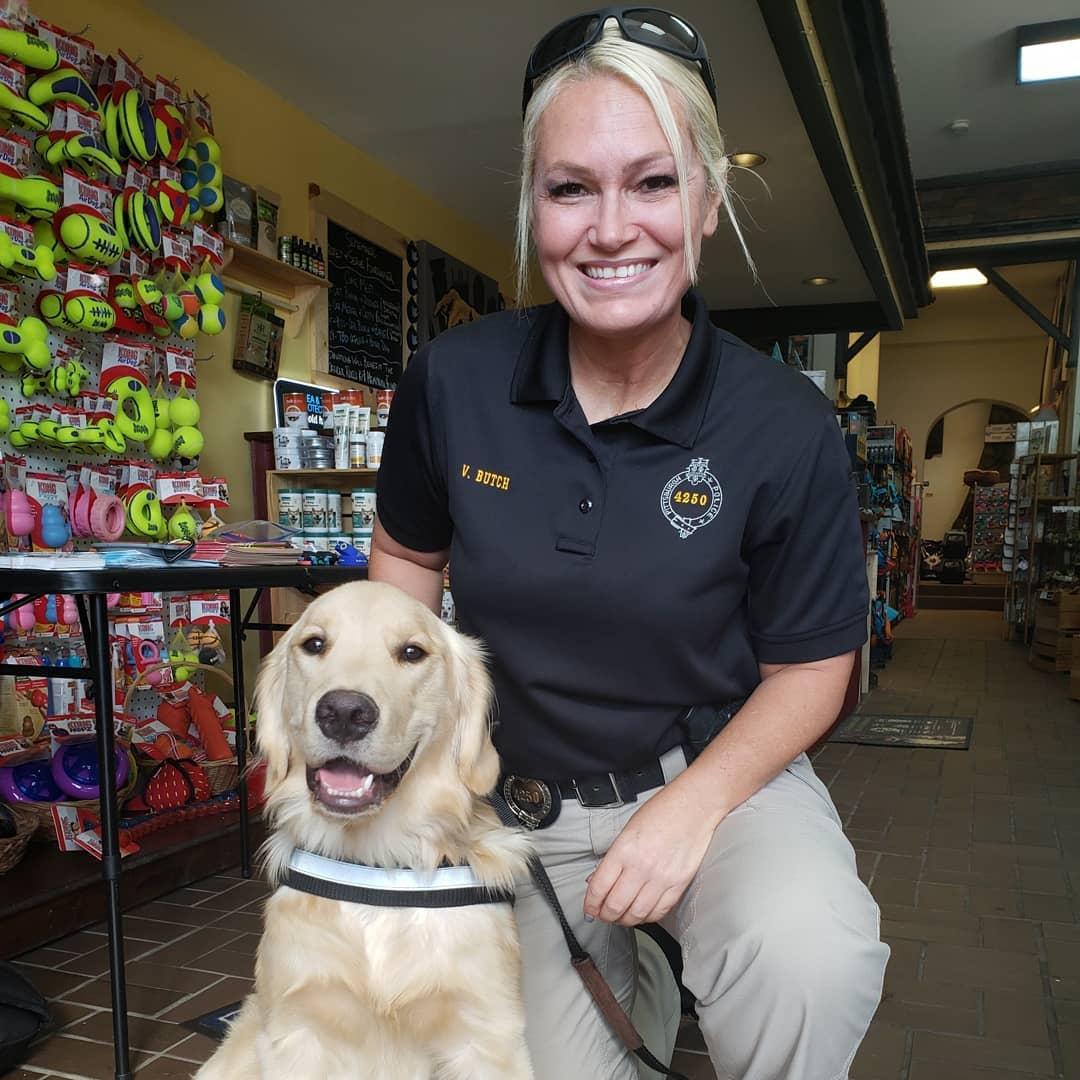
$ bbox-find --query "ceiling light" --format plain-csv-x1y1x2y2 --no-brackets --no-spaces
730,152,766,169
802,275,835,286
930,268,988,288
1017,18,1080,83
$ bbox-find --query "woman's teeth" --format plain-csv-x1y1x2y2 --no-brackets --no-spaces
583,262,652,279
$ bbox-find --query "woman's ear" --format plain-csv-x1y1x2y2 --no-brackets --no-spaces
444,627,500,796
253,624,298,794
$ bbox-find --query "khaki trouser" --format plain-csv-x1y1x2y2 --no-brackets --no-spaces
515,749,888,1080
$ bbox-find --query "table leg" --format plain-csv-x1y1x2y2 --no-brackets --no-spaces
82,591,132,1080
229,588,251,879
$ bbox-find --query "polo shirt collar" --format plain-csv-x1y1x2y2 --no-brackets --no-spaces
509,290,718,449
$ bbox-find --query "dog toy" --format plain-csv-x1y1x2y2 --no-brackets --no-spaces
64,293,116,333
32,219,66,264
167,501,198,540
0,316,50,370
37,289,78,331
64,133,123,179
96,418,127,454
196,304,226,335
0,84,49,131
50,741,130,800
0,758,66,802
28,68,101,117
107,377,155,442
40,503,70,548
0,173,61,218
0,232,58,282
0,28,61,70
146,425,174,461
0,399,8,434
153,100,188,163
187,686,234,761
59,212,125,266
126,190,161,252
118,89,157,162
169,388,201,427
152,178,190,228
124,488,166,538
172,426,204,459
3,489,33,535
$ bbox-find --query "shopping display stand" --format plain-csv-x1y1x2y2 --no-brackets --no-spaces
0,563,365,1080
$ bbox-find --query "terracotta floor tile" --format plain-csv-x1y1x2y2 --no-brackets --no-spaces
158,976,252,1022
21,1033,149,1076
62,1009,192,1053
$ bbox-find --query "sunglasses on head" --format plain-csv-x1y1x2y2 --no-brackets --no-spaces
522,6,717,117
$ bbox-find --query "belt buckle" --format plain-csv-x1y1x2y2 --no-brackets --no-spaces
572,772,623,808
502,775,560,830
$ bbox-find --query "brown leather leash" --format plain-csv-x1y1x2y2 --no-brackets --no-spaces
490,791,689,1079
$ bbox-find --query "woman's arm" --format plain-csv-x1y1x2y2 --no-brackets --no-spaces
583,652,855,926
368,518,449,616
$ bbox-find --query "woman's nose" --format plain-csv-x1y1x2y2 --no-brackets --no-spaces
588,192,638,251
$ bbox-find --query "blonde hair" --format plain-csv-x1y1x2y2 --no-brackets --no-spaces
515,23,753,304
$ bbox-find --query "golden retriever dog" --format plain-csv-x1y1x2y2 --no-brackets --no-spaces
197,581,533,1080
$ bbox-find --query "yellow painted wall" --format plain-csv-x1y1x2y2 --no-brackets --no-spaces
921,402,990,539
877,280,1054,482
845,331,879,404
34,0,516,523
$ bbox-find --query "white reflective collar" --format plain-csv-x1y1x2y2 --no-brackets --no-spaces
287,848,487,892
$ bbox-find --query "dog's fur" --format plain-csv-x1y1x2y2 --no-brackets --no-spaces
196,581,533,1080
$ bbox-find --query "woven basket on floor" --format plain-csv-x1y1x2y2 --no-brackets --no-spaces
203,758,240,795
0,805,38,872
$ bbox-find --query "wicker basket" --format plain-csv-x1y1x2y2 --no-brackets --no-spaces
0,804,39,872
203,758,240,796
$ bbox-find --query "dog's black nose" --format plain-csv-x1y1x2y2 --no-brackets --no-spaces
315,691,379,744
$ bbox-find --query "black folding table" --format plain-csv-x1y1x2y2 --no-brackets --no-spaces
0,563,366,1080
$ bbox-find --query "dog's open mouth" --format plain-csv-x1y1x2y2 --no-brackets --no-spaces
306,752,415,815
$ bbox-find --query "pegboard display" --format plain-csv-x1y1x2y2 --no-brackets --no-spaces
0,6,243,752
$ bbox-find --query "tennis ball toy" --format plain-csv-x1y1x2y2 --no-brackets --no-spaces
174,315,199,340
168,503,198,541
172,426,204,458
194,273,224,305
146,425,174,461
193,137,221,164
197,304,225,335
161,292,185,322
32,219,66,263
169,391,201,427
152,388,172,428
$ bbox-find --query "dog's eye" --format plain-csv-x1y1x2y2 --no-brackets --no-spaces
300,636,326,656
399,643,427,664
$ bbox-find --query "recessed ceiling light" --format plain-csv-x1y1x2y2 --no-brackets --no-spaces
930,268,988,288
803,275,835,286
1017,18,1080,82
730,152,767,169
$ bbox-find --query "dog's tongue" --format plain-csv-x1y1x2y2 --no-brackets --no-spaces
316,761,370,789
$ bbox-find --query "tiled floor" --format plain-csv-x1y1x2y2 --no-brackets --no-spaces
10,609,1079,1079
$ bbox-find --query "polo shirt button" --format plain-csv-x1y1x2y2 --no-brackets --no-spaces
579,498,593,514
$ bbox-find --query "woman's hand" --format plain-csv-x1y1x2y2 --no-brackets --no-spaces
582,780,720,927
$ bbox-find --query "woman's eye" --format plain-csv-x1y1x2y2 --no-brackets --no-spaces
549,181,587,198
399,643,428,664
300,636,325,655
640,174,677,192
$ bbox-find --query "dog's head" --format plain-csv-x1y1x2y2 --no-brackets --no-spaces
254,582,499,853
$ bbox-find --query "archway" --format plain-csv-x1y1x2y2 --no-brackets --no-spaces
921,399,1027,541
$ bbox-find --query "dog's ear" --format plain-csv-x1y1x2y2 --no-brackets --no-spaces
444,627,500,796
253,623,297,794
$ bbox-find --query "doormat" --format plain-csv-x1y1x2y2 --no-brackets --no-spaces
829,714,973,750
182,1001,243,1041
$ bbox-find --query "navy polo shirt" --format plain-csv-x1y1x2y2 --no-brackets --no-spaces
377,291,868,778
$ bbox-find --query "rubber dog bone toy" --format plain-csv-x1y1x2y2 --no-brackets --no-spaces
0,83,49,131
64,134,122,179
0,174,61,218
0,232,58,283
0,316,51,371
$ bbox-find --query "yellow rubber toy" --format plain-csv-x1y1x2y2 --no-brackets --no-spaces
0,83,49,130
0,28,60,70
28,68,101,117
0,174,61,218
106,376,156,442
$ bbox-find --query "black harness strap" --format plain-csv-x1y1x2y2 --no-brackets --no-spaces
490,792,689,1080
283,866,514,909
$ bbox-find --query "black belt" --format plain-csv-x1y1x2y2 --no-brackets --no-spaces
501,755,668,830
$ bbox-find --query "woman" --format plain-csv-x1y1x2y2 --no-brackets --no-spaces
372,8,888,1078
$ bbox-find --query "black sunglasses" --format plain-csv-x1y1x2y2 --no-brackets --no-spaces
522,6,717,117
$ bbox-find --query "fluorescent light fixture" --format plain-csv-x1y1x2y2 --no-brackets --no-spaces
1017,18,1080,83
930,268,988,288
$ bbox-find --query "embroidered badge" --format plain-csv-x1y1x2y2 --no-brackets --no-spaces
660,457,722,539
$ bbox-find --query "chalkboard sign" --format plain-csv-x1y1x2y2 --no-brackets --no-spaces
327,219,403,388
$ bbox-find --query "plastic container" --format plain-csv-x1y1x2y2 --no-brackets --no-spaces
282,392,307,428
365,431,384,469
277,490,303,530
325,491,342,533
352,489,376,534
301,490,329,534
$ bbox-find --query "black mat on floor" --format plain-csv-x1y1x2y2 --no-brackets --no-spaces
183,1001,243,1041
829,714,973,750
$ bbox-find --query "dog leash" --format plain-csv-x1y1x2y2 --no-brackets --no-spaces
489,792,689,1080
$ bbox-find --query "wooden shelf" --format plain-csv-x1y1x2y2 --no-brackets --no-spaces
220,243,330,339
269,468,378,481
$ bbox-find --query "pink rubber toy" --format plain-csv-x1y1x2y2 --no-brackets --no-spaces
4,490,33,536
89,494,125,541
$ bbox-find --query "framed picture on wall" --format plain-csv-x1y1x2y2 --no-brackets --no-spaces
408,241,504,356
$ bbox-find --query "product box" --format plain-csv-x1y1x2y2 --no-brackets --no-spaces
255,186,280,258
221,175,255,248
985,423,1017,444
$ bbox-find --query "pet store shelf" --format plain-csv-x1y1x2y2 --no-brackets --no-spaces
221,243,330,339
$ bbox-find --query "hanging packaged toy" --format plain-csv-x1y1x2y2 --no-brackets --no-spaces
55,169,124,268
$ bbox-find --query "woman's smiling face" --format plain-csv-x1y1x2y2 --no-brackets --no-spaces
531,73,719,340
